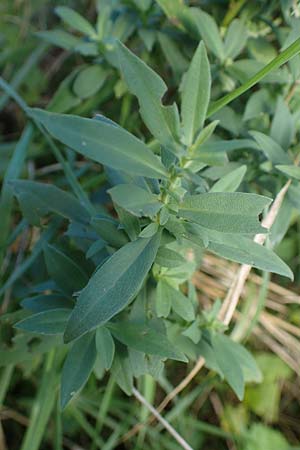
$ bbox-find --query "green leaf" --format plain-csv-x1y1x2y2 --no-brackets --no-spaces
109,184,163,217
115,205,141,241
250,131,291,165
155,0,184,19
44,245,89,295
231,342,262,383
108,322,187,361
188,8,225,60
182,321,202,343
21,294,74,313
210,165,247,192
95,327,115,370
55,6,96,37
156,279,172,317
0,125,33,265
276,164,300,180
224,19,247,59
60,332,97,409
64,233,161,342
199,138,258,154
156,279,195,321
133,0,152,11
91,216,128,248
117,41,180,148
179,192,271,234
243,89,272,121
270,97,294,150
205,230,293,279
181,41,211,146
111,350,133,395
11,180,90,225
245,424,290,450
158,32,188,78
190,120,219,154
29,109,167,179
73,65,107,99
139,222,159,238
36,30,81,50
48,69,81,113
15,309,71,335
211,333,245,400
156,247,186,268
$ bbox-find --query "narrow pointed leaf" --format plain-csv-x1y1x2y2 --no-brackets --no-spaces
179,192,271,234
21,294,74,313
55,6,96,37
210,165,247,192
29,108,167,179
204,229,293,279
108,322,187,361
15,309,71,335
109,184,163,217
11,180,90,224
250,131,291,165
44,245,89,295
60,332,97,409
211,333,245,400
64,233,161,342
95,327,115,370
181,41,211,145
156,247,186,268
117,41,180,148
276,165,300,180
188,8,225,60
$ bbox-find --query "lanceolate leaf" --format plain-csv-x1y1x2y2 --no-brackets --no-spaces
206,231,293,279
15,309,71,335
210,165,247,192
95,327,115,370
109,184,163,217
108,322,187,361
55,6,95,37
155,279,195,320
61,332,97,409
43,245,89,295
179,192,271,233
21,294,74,313
155,247,186,268
276,164,300,180
181,41,211,146
250,131,291,165
187,8,225,60
117,41,180,148
224,19,247,60
11,180,90,224
64,233,161,342
211,333,245,400
29,109,167,179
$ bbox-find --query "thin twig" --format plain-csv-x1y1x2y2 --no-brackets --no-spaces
132,387,194,450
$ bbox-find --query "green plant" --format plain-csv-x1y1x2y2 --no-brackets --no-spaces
1,1,300,449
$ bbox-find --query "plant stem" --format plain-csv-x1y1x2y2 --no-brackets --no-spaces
207,37,300,117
